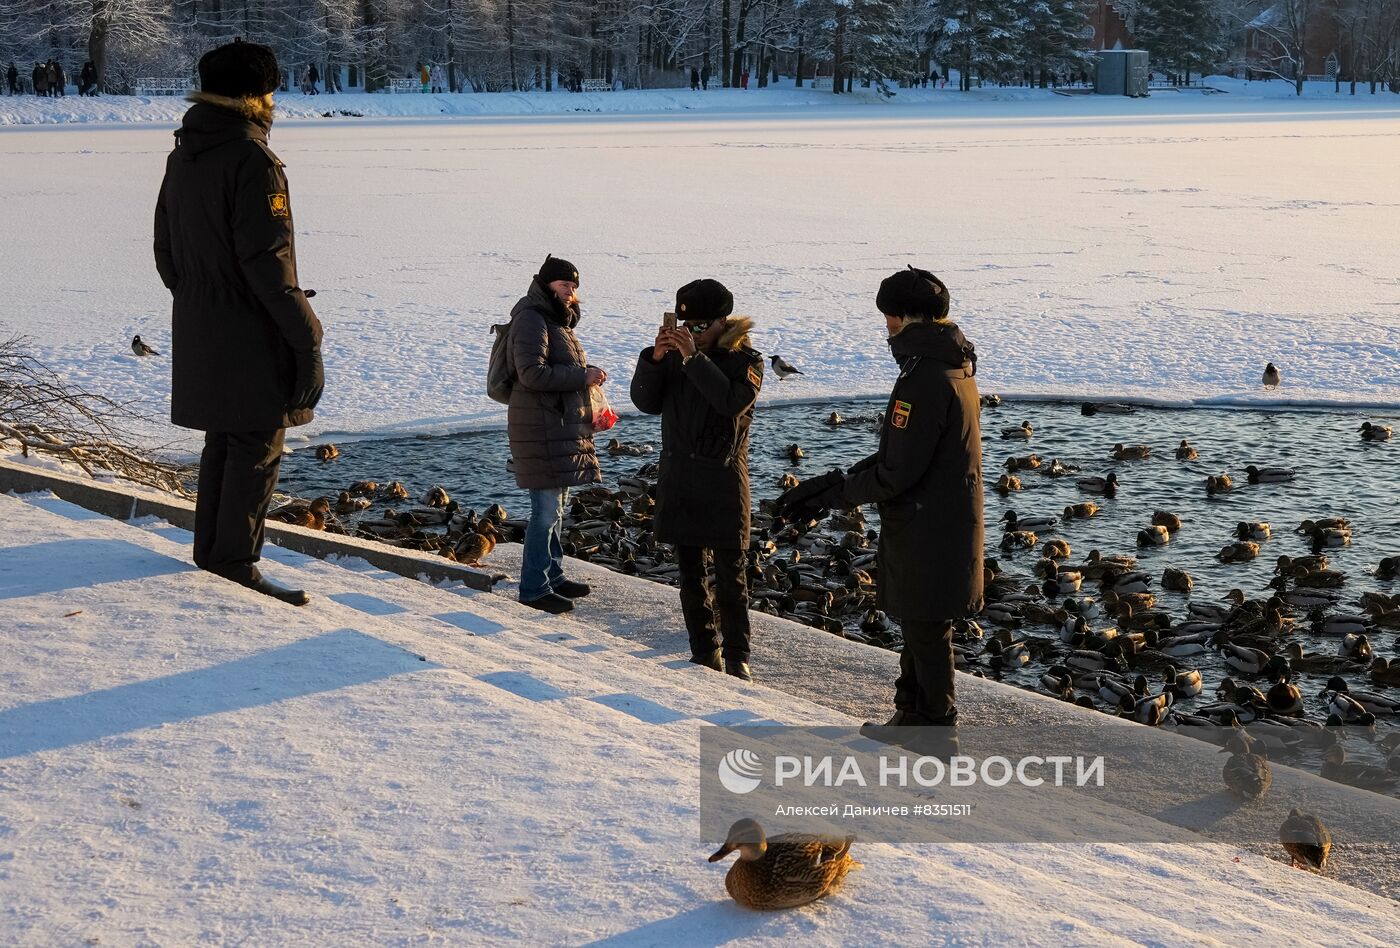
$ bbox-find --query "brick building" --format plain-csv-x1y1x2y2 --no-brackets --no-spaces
1245,2,1344,79
1089,0,1136,51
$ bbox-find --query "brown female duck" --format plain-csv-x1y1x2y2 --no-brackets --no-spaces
709,818,859,910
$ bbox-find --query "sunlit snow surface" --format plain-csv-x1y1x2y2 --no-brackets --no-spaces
1,86,1397,451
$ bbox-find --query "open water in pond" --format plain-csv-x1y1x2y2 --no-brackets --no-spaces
281,398,1400,779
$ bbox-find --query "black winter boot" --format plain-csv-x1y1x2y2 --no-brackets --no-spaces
725,659,753,682
690,650,723,672
552,579,591,599
521,592,574,614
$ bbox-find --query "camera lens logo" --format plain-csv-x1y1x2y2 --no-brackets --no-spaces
718,749,764,794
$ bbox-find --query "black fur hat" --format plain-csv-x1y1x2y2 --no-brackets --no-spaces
675,279,734,323
876,266,950,320
198,39,280,98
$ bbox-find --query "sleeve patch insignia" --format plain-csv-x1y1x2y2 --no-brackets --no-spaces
747,365,762,387
892,400,913,429
267,192,291,219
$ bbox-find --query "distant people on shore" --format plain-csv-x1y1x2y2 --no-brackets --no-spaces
79,61,98,96
700,64,710,90
48,60,65,97
301,64,320,95
430,63,445,93
418,62,430,93
741,66,750,90
690,67,700,91
32,62,47,97
5,62,18,95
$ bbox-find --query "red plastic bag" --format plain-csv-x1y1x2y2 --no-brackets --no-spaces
590,386,618,432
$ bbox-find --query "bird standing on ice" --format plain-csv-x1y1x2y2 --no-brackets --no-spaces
769,355,802,380
1262,362,1281,390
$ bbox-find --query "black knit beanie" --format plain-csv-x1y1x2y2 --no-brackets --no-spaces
876,266,950,320
537,254,580,286
675,279,734,323
199,39,280,98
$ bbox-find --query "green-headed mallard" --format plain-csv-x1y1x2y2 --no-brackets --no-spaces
1245,465,1296,484
1359,421,1392,441
1164,664,1203,698
1137,525,1170,547
1280,809,1330,872
1236,521,1271,541
1076,472,1118,495
709,818,860,910
1003,509,1057,532
1001,420,1033,440
1221,731,1272,800
785,443,805,464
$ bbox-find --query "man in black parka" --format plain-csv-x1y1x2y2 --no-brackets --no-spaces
154,40,324,606
630,280,763,681
776,267,983,733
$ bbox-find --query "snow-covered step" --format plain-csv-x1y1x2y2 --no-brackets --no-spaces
5,491,1400,945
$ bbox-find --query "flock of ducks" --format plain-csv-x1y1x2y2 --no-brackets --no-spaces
276,397,1395,894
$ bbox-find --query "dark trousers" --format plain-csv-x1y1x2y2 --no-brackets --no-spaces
894,619,957,723
194,429,285,581
677,546,752,662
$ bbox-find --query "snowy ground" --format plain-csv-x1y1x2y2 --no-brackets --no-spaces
4,488,1400,944
0,88,1398,454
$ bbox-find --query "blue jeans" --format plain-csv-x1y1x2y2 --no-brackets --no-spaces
520,487,569,601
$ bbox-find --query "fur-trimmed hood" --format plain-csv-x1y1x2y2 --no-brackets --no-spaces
174,92,273,160
716,316,754,352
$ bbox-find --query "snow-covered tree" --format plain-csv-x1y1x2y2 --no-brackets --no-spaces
1135,0,1228,82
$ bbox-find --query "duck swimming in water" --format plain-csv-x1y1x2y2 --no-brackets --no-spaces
1112,443,1151,461
708,818,860,910
1174,439,1199,460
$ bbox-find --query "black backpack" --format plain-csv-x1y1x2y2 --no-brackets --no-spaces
486,319,515,404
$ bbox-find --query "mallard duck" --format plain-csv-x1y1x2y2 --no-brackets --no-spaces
1103,569,1151,595
1245,465,1296,484
778,472,800,491
423,485,451,507
1188,589,1245,621
1076,472,1118,495
1236,521,1271,541
1149,510,1182,532
786,444,805,463
708,818,860,910
1064,502,1099,520
451,520,498,566
1322,675,1399,715
1160,567,1193,593
347,480,379,496
1000,530,1038,551
1220,642,1272,675
1001,421,1033,440
315,443,340,462
1112,443,1151,461
1002,509,1057,531
1280,809,1330,872
607,438,655,457
1277,553,1329,575
1175,439,1199,460
1042,538,1073,560
1296,517,1350,535
1164,664,1203,698
1039,458,1078,478
1266,676,1304,716
1039,665,1075,700
1205,473,1234,495
1359,421,1392,441
981,393,1002,408
1097,673,1142,706
1122,690,1172,725
825,411,845,426
1320,682,1378,725
335,490,371,515
1042,568,1083,597
1321,745,1394,789
1221,732,1272,801
381,481,410,501
1005,453,1042,472
1370,657,1400,686
1218,541,1260,563
993,473,1023,494
1137,525,1170,547
1082,402,1136,416
1279,642,1349,675
1293,567,1347,588
269,497,331,530
484,503,508,524
1339,633,1373,662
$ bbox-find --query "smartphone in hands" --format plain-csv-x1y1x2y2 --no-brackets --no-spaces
663,311,677,332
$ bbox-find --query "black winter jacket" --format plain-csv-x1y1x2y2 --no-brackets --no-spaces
154,93,323,432
506,279,602,490
630,318,763,550
838,321,984,621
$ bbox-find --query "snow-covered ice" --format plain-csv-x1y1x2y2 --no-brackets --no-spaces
4,488,1400,943
1,89,1398,453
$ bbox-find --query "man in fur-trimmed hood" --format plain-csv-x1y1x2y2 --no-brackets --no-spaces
154,39,324,607
630,279,764,681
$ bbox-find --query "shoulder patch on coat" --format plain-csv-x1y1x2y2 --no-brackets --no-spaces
892,400,913,429
747,365,762,388
267,191,291,219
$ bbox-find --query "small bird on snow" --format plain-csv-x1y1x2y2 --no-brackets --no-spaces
131,335,159,357
770,355,803,380
1262,362,1281,390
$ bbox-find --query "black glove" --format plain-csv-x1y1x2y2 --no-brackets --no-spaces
775,469,845,521
291,348,324,412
